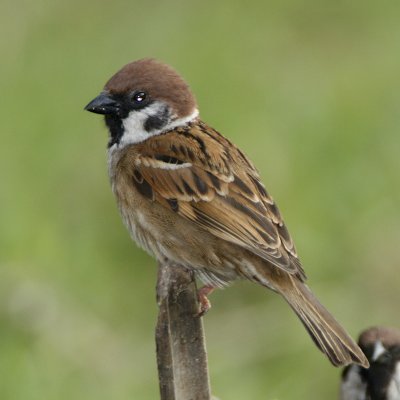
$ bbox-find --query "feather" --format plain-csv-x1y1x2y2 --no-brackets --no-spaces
129,120,303,277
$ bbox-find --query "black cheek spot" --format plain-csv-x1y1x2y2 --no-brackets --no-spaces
144,115,166,132
144,106,169,132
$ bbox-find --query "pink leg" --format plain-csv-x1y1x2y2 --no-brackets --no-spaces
197,285,216,317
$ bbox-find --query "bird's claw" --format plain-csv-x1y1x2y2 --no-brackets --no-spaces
195,285,215,317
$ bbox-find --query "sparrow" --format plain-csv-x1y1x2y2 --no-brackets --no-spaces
341,326,400,400
85,58,368,368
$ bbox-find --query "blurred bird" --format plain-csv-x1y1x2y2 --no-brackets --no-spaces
85,58,368,367
341,326,400,400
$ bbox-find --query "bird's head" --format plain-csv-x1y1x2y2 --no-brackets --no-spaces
85,58,198,148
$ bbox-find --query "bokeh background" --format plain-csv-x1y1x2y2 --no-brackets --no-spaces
1,1,400,399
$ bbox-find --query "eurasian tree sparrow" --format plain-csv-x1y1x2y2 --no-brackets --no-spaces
85,58,368,368
341,326,400,399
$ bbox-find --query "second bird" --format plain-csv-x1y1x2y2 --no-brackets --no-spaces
85,58,368,368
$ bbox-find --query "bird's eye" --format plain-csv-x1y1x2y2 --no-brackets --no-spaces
132,91,147,105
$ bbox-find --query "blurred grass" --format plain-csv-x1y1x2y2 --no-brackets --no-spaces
1,0,400,399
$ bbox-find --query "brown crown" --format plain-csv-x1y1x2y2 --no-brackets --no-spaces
104,58,197,118
358,326,400,349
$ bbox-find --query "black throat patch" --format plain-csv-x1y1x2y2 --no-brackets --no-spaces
363,346,400,400
105,115,124,148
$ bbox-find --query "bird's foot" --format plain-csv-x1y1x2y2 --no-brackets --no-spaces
196,285,215,317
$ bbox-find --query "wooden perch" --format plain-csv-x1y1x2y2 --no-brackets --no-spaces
156,263,212,400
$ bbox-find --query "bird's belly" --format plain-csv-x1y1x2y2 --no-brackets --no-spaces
120,204,276,288
118,203,169,260
115,194,242,283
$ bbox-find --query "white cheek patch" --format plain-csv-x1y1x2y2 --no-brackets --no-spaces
387,361,400,400
120,102,164,146
372,340,386,361
164,108,199,131
117,104,199,148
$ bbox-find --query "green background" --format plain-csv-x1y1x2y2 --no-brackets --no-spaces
1,1,399,399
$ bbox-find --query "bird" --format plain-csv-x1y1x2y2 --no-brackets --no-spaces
341,326,400,400
85,58,368,368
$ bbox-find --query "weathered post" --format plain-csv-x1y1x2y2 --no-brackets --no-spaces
156,263,212,400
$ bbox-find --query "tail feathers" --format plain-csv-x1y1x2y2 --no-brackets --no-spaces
279,278,369,368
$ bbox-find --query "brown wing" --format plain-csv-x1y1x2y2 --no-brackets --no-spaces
130,120,304,277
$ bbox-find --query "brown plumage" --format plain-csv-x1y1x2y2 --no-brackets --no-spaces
105,58,197,118
358,327,400,353
85,58,369,368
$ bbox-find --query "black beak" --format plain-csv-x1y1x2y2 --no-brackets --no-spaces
84,92,120,115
